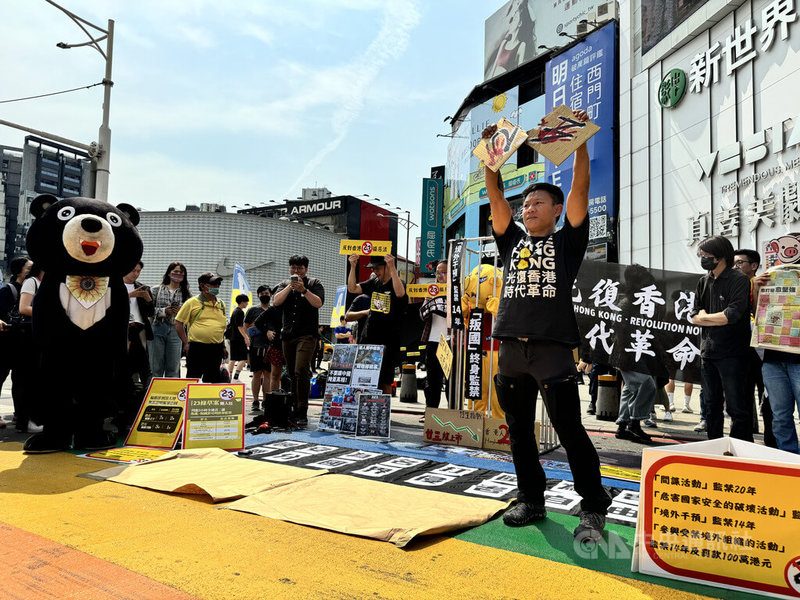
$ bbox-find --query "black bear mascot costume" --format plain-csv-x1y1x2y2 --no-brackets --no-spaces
23,194,143,453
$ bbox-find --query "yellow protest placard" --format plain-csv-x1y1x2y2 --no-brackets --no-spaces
183,383,246,451
525,104,600,166
82,447,168,464
634,439,800,598
339,239,392,256
407,283,447,298
472,117,528,172
436,333,453,380
125,378,198,449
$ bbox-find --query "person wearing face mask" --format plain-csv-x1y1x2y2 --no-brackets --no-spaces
419,260,449,417
690,236,753,442
149,261,192,378
244,285,274,411
175,272,228,383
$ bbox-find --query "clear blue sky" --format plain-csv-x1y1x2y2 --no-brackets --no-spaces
1,0,508,257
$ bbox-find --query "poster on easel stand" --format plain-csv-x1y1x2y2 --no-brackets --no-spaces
182,383,245,451
124,377,198,449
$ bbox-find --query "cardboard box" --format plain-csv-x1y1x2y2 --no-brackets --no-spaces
423,408,483,449
632,437,800,599
482,416,539,452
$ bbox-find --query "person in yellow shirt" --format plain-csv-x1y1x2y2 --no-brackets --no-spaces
175,272,228,382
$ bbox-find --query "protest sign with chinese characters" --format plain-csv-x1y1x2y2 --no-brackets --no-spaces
182,383,245,451
574,261,702,383
125,377,198,449
423,408,483,449
471,117,528,172
763,234,800,268
407,283,447,298
525,104,600,166
436,333,453,380
633,438,800,599
751,267,800,354
448,240,465,330
339,239,392,256
464,309,484,404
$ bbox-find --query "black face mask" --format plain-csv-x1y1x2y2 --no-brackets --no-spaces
259,295,271,305
700,256,717,271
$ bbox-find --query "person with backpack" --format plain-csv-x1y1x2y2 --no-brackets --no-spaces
175,272,228,383
0,256,32,428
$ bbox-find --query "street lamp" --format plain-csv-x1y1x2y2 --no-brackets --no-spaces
376,210,417,283
47,0,114,202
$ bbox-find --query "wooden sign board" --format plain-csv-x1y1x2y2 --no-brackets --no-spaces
125,378,198,449
472,118,528,172
182,383,245,451
525,104,600,166
339,239,392,256
407,283,447,298
423,408,483,449
482,417,539,452
436,333,453,380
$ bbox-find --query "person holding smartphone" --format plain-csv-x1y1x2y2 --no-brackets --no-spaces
273,255,324,427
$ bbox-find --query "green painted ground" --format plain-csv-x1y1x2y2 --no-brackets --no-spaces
454,513,764,600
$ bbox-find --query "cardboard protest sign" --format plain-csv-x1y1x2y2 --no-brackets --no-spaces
632,438,800,599
436,333,453,380
472,117,528,172
525,104,600,166
182,383,245,451
482,417,540,453
407,283,447,298
339,239,392,256
423,408,483,449
751,266,800,354
125,378,198,449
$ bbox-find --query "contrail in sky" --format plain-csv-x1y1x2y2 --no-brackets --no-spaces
286,0,420,196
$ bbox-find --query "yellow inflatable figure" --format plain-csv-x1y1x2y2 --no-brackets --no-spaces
460,263,504,418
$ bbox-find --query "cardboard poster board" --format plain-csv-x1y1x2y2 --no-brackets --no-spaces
436,334,453,380
327,344,384,388
751,267,800,354
525,104,600,166
182,383,245,451
632,438,800,599
472,117,528,172
339,239,392,256
407,283,447,299
125,377,198,449
355,392,391,439
423,408,483,449
482,416,540,452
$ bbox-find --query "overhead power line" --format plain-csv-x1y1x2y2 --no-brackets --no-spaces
0,81,104,105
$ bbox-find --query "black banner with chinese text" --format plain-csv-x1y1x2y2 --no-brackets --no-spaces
574,262,702,383
465,309,484,402
449,240,465,330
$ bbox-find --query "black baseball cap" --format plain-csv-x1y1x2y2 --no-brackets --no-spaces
198,272,223,285
366,256,387,268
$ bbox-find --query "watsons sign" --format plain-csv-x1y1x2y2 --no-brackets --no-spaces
288,199,343,218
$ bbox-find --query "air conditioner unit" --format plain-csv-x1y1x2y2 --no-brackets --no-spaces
576,21,590,34
596,1,617,22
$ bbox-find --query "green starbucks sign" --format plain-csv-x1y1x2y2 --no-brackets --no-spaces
658,69,687,109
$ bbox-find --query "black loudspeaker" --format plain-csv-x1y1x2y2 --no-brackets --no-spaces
264,390,293,427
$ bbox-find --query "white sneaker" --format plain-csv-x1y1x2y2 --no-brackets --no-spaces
663,411,673,422
668,404,676,412
693,419,707,432
681,404,693,414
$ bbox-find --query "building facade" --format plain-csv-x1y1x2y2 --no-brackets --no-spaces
620,0,800,271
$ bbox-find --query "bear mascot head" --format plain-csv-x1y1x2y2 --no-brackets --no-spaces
23,194,143,454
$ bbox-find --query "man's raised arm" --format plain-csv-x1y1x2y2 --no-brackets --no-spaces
565,110,591,228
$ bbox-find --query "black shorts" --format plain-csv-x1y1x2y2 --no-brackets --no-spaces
248,346,271,372
230,338,248,361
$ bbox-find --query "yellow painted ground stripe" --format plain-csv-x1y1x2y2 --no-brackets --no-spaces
0,444,717,600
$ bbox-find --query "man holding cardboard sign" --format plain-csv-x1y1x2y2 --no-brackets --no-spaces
483,109,611,544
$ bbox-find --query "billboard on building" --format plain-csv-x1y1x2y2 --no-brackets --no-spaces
484,0,597,81
420,178,444,274
545,22,617,256
641,0,710,54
